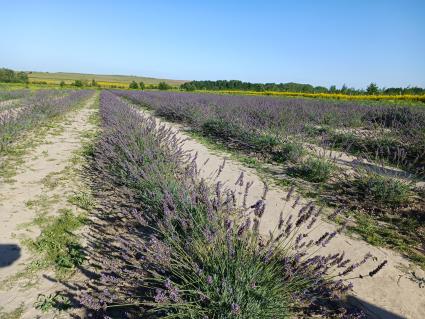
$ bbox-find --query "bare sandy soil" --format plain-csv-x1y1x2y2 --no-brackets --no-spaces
136,105,425,319
0,93,96,318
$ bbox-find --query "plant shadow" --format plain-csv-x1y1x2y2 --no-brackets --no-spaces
0,243,21,268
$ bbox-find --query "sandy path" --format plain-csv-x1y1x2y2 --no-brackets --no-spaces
0,93,97,318
136,105,425,319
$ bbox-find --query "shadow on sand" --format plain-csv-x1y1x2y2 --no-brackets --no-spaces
0,243,21,268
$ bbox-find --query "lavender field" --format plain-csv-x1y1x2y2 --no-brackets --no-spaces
113,90,425,268
114,91,425,174
78,91,386,318
1,87,424,319
2,1,425,317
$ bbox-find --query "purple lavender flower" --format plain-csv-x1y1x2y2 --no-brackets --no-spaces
231,303,241,315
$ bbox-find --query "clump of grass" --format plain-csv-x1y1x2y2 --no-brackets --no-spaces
25,208,86,277
353,173,411,206
290,157,335,183
34,293,71,313
68,191,95,211
274,141,305,162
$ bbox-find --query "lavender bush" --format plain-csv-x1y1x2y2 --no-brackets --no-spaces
81,91,383,318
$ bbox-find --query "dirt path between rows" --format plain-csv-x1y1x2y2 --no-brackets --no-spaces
0,92,97,318
136,105,425,319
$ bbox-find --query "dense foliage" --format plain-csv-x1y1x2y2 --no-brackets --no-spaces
181,80,329,93
129,81,139,89
81,91,380,318
0,68,29,83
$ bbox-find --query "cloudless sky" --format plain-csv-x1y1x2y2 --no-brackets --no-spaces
1,0,424,88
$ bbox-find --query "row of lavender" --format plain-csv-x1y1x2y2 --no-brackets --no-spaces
81,91,382,318
0,89,31,102
113,91,425,176
0,89,92,154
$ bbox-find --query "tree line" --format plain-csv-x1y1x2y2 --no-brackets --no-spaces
0,68,29,83
2,67,423,95
181,80,425,95
128,80,172,90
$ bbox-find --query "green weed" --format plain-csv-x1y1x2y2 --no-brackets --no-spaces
34,293,71,313
290,157,335,183
68,191,95,211
273,141,305,162
26,208,86,277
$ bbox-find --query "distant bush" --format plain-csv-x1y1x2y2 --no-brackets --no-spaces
182,83,196,91
0,68,28,83
129,81,138,89
73,80,84,87
158,81,171,90
139,81,145,90
60,81,65,87
291,157,335,182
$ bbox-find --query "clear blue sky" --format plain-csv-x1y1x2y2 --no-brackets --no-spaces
1,0,424,88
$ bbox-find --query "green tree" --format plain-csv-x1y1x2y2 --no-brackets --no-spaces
60,81,65,87
0,68,28,83
91,79,97,87
16,72,29,83
366,83,379,95
182,83,196,91
139,81,145,90
158,81,171,90
129,81,139,89
74,80,83,87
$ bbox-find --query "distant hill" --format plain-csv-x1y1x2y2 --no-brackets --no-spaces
27,71,188,87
